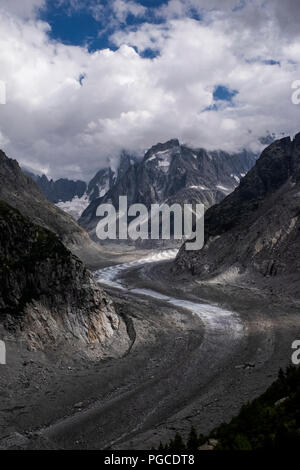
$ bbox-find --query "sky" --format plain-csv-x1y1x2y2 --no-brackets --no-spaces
0,0,299,181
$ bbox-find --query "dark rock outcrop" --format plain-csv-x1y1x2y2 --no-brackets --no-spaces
87,167,115,202
176,134,300,279
0,201,119,354
86,152,137,202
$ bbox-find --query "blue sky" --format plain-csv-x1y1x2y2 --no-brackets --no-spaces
40,0,233,99
41,0,169,51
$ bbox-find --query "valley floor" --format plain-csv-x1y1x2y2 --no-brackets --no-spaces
0,249,299,450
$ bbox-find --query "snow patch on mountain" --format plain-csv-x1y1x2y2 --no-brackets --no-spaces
156,149,171,157
56,193,90,220
231,174,240,183
189,185,208,190
217,184,231,193
158,160,170,168
98,179,111,198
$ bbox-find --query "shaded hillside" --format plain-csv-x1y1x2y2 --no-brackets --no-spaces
176,134,300,284
0,150,103,265
0,200,119,355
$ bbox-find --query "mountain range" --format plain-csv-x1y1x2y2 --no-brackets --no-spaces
24,172,87,204
25,152,137,220
79,139,257,243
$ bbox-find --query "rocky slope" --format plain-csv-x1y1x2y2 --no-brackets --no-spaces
24,172,87,204
176,134,300,287
79,139,256,239
86,152,137,202
0,149,103,265
0,200,119,355
86,168,115,202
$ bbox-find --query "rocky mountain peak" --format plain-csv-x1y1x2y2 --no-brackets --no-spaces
144,138,180,161
87,167,115,201
79,139,257,243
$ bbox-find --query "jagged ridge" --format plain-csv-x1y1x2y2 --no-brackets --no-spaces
79,139,257,239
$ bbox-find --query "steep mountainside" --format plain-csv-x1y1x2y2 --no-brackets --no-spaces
176,134,300,285
79,139,257,239
86,152,137,202
0,201,119,355
87,168,115,201
0,149,103,265
24,172,87,204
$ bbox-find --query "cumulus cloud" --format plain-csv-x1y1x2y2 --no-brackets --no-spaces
0,0,45,19
0,0,299,180
52,0,146,24
112,0,147,23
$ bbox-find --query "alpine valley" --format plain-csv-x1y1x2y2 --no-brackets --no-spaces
0,135,299,451
1,0,299,454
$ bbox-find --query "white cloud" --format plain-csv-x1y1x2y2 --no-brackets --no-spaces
112,0,147,24
0,0,45,19
0,1,299,181
53,0,146,24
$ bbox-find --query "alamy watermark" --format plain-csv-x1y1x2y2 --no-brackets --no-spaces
291,340,300,365
0,340,6,365
95,196,205,250
0,80,6,105
291,80,300,105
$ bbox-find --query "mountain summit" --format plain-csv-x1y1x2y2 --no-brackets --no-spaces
79,139,257,240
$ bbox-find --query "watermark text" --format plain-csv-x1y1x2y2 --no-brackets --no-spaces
291,80,300,105
96,196,204,251
0,340,6,365
0,81,6,105
292,340,300,365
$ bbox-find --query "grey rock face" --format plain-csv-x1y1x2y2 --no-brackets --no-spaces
87,167,115,202
176,133,300,279
87,152,137,202
0,201,119,355
79,139,257,239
